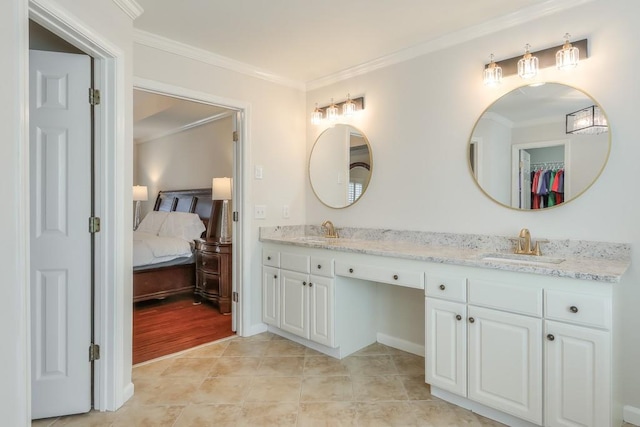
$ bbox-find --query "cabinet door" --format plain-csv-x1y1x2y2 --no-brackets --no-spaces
545,320,610,427
280,270,309,338
468,306,543,425
308,275,335,347
425,298,467,396
262,266,280,327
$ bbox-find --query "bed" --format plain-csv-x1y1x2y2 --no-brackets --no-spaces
132,188,214,302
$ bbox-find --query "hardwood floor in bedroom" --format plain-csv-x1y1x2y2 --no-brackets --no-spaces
133,294,234,365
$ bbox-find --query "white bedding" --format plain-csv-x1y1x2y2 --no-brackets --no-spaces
133,231,194,267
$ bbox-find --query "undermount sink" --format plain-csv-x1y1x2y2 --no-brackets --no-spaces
479,252,565,265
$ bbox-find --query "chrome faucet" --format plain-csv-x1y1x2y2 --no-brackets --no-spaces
321,220,339,238
514,228,545,255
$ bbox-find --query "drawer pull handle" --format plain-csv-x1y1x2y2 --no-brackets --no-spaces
317,264,322,269
393,274,399,280
309,283,313,287
274,275,278,279
456,314,462,321
303,281,307,286
569,306,579,313
439,284,446,290
267,256,271,260
202,261,207,266
349,268,354,273
469,317,475,323
547,334,555,341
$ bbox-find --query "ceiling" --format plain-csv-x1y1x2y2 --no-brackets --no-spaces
133,0,567,85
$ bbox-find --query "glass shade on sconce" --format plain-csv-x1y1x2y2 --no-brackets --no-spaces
517,44,538,79
212,177,232,243
132,185,148,231
483,54,502,86
342,93,356,117
326,98,339,122
311,103,323,125
556,33,579,70
566,105,608,135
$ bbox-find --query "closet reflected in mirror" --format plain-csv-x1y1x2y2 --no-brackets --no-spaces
309,124,373,208
469,83,610,210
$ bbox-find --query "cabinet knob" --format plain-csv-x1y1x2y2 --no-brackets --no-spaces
202,261,207,266
309,282,313,287
569,306,579,313
317,264,322,269
202,281,207,287
349,268,354,273
468,317,475,323
547,334,555,341
439,284,446,290
303,281,307,286
456,314,462,321
393,274,399,280
267,256,271,260
274,275,278,279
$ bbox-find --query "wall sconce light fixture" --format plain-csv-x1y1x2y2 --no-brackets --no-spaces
311,95,365,125
132,185,148,230
484,36,588,84
556,33,580,70
483,54,503,86
566,105,608,135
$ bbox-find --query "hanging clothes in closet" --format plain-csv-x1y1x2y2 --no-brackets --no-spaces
530,165,564,209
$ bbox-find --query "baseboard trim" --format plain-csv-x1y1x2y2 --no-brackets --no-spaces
244,323,268,337
122,382,134,405
624,405,640,426
377,333,424,357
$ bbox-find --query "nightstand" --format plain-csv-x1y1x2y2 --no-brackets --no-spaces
194,239,232,314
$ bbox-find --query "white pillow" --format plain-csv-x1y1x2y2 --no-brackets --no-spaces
136,211,169,235
158,212,206,241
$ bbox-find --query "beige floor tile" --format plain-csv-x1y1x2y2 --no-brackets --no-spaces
208,356,261,376
178,340,231,358
356,401,419,426
111,404,184,427
47,410,117,426
246,376,302,402
304,347,325,356
130,376,203,405
238,402,298,426
173,404,243,427
31,417,58,427
411,400,481,426
343,354,398,376
304,355,350,376
192,376,252,404
237,331,277,341
399,375,434,400
301,376,353,402
351,342,394,356
160,357,216,377
132,358,174,380
264,339,308,356
297,402,358,426
392,354,425,375
352,375,408,402
221,339,270,357
258,356,305,376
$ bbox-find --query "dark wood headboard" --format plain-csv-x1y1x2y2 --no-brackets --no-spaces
153,188,213,231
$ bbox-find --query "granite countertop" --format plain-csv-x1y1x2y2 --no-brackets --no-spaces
259,226,631,283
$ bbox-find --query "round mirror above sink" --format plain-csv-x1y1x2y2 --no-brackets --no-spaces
469,83,611,210
309,124,373,208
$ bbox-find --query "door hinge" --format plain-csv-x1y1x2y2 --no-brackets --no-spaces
89,343,101,362
232,131,238,142
232,211,239,222
89,88,101,106
232,291,239,302
89,216,101,233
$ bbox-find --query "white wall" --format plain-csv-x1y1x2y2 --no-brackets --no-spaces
306,0,640,411
135,116,233,218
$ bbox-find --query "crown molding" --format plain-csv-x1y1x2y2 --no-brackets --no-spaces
135,111,234,144
112,0,143,20
133,29,305,91
306,0,596,90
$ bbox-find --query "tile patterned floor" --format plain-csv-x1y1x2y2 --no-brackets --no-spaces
31,333,635,426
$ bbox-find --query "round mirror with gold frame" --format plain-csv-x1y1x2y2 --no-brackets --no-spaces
309,124,373,208
469,83,610,210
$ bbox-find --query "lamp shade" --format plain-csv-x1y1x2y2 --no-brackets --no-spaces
212,177,232,200
133,185,148,201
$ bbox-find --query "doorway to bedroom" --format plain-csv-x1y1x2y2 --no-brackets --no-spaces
132,88,239,364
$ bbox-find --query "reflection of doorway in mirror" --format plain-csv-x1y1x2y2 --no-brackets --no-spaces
511,140,570,209
469,137,483,182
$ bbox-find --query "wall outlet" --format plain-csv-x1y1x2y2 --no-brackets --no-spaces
254,204,267,219
282,205,290,219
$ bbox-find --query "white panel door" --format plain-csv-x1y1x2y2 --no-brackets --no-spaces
308,275,334,347
545,320,610,427
262,266,280,327
468,306,543,425
30,50,92,419
280,270,308,338
425,298,467,396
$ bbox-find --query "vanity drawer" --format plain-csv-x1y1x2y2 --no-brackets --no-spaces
281,252,310,273
545,290,611,330
336,262,424,289
426,275,467,302
310,256,334,278
263,249,280,267
468,279,542,317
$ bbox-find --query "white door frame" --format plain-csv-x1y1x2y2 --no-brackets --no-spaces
133,77,251,338
23,0,126,414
